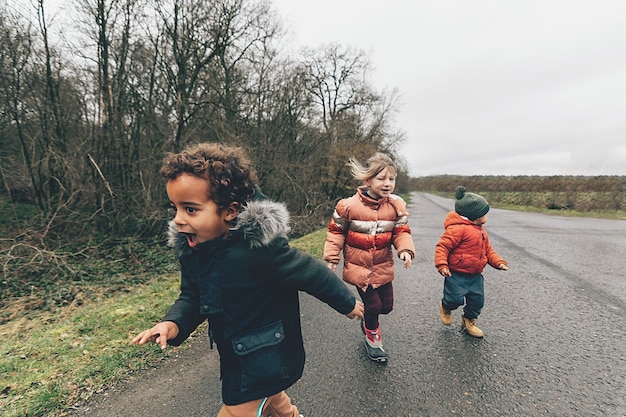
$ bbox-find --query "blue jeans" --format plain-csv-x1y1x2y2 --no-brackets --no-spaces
441,271,484,320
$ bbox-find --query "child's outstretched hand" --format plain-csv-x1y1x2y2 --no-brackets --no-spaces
132,321,180,350
346,300,364,320
399,252,412,269
498,263,509,271
326,262,337,272
439,267,451,277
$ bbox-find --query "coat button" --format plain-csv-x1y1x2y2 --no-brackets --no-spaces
236,344,244,351
274,332,282,339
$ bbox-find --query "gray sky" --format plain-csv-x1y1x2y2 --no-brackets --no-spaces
27,0,626,177
272,0,626,177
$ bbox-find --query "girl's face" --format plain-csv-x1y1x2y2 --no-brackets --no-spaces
166,173,238,248
365,167,396,199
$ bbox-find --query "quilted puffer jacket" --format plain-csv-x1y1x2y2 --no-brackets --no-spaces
435,211,507,275
323,186,415,290
163,199,357,406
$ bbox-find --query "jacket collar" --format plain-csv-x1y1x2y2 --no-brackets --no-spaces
357,186,387,206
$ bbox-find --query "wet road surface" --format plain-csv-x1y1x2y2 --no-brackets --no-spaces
70,192,626,417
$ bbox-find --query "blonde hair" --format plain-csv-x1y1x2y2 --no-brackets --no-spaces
348,152,397,181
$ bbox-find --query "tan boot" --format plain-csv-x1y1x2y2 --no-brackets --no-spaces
461,317,484,338
439,301,452,326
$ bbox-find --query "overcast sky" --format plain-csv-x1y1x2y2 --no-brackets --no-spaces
26,0,626,177
272,0,626,177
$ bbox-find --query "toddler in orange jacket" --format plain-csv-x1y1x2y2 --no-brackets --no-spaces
435,186,508,337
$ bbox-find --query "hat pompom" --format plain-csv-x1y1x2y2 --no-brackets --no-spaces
455,186,466,200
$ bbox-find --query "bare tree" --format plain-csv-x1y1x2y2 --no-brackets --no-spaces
151,0,227,150
144,0,277,152
299,44,377,135
72,0,171,232
0,7,44,209
294,44,406,205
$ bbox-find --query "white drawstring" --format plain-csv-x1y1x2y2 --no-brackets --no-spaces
256,397,268,417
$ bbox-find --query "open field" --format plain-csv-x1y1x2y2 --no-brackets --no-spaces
414,175,626,218
460,191,625,220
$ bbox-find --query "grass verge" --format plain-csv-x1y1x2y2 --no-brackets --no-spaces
1,273,182,416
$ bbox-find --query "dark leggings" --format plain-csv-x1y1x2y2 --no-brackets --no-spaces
357,282,394,330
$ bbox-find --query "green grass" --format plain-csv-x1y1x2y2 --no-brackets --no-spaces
0,275,184,416
290,228,327,258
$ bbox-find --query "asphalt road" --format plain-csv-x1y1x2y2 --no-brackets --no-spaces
70,192,626,417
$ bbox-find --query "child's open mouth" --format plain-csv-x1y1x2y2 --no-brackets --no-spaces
182,232,198,248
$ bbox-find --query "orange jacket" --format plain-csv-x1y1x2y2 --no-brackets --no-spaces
323,187,415,290
435,211,507,275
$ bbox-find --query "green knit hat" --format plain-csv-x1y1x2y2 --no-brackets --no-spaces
454,186,489,220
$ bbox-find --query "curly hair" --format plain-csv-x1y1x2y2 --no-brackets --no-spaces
160,143,258,210
347,152,397,181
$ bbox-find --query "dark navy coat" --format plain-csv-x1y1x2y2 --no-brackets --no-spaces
162,200,356,405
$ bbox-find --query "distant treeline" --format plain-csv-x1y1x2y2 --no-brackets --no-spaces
412,175,626,212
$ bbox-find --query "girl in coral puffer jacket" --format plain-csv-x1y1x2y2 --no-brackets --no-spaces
324,153,415,362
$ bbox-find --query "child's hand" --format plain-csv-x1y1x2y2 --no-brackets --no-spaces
346,300,364,320
327,262,337,272
439,267,451,277
399,252,412,269
132,321,179,350
498,263,509,271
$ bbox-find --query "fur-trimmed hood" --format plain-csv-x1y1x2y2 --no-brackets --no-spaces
167,200,291,257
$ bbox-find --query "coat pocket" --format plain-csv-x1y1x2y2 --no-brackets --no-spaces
231,320,289,392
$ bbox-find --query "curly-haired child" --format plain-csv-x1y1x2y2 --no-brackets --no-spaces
133,143,363,417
